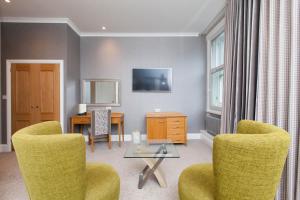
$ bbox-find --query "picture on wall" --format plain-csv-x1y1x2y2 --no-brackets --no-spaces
132,68,172,92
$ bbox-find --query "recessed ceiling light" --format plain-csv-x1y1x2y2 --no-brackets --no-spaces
102,26,107,30
5,0,11,3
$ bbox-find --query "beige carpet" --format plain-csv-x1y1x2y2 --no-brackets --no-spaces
0,140,212,200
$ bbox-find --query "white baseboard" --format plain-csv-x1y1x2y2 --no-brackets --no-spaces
0,144,10,152
187,133,201,140
200,130,213,147
110,133,202,142
111,134,134,141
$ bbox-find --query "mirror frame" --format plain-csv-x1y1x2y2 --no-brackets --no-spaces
81,79,121,107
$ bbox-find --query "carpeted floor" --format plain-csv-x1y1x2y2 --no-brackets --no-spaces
0,140,212,200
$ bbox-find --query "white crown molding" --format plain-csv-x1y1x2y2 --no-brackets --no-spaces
65,18,81,35
202,8,225,36
0,17,81,35
80,32,200,37
0,17,69,23
0,17,200,37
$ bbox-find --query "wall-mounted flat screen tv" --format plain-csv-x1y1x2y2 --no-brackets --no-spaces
132,68,172,92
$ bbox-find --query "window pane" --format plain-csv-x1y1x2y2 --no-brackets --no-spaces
210,69,224,108
211,32,224,69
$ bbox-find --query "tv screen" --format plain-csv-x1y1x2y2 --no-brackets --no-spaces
132,68,172,92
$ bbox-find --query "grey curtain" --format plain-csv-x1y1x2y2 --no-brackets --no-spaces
256,0,300,199
221,0,260,133
222,0,300,199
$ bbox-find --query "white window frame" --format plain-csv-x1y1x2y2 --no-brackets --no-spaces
206,18,225,115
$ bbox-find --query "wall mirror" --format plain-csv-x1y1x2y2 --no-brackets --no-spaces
82,79,120,106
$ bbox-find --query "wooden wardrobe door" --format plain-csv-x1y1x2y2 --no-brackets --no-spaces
36,64,60,122
11,64,35,134
11,63,60,135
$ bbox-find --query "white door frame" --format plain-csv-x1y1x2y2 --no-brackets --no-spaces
6,59,64,152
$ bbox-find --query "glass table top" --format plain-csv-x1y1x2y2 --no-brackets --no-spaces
124,140,180,158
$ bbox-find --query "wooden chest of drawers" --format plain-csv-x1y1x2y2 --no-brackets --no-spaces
146,112,187,144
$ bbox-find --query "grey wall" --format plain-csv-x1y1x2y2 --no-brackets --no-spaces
0,23,206,143
1,23,80,144
66,26,81,131
80,37,207,135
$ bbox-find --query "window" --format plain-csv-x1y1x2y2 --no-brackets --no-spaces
206,19,225,114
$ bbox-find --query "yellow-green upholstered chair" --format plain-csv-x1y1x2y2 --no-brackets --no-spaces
178,120,290,200
12,121,120,200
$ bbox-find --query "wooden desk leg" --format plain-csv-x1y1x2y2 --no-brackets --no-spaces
122,121,124,142
118,123,121,147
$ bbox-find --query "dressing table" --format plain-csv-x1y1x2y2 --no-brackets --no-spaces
70,112,124,146
72,79,124,146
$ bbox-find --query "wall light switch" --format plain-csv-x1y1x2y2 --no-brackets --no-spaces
2,95,7,100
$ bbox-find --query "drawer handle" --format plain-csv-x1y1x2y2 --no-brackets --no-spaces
168,133,182,136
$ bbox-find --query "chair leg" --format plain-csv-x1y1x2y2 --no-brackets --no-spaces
108,134,112,149
90,135,95,152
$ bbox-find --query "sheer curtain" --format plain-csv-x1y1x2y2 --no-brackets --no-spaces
256,0,300,199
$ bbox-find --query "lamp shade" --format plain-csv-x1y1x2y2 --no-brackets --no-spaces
78,104,87,114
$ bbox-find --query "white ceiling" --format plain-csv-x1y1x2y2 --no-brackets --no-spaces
0,0,225,35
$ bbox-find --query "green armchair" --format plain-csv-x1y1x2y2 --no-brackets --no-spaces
178,120,290,200
12,121,120,200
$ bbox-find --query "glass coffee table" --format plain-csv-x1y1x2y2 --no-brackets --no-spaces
124,140,180,189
